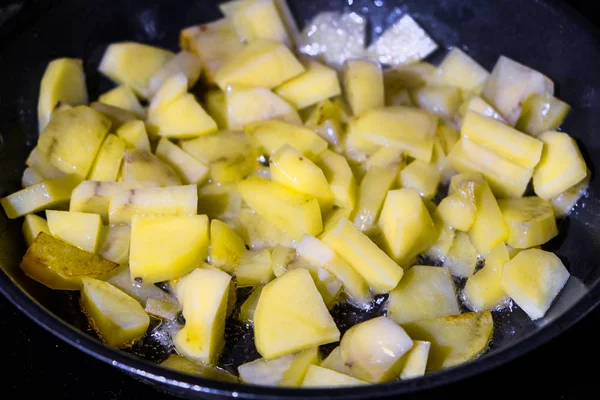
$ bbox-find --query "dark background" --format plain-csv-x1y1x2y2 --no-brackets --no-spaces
0,0,597,399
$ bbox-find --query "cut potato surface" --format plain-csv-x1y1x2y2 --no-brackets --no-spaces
161,355,238,383
46,210,103,253
302,365,367,387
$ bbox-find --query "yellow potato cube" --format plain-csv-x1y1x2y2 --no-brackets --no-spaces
239,285,263,324
388,265,459,324
410,85,463,120
146,51,203,98
245,120,328,159
1,174,80,219
432,48,489,93
459,95,507,124
197,183,242,222
501,249,570,320
343,59,384,116
236,249,274,287
463,243,510,311
90,102,138,129
46,210,103,253
397,340,431,379
239,347,319,387
98,42,174,98
26,146,66,180
236,207,295,250
443,231,478,277
88,134,126,182
352,166,400,233
436,191,476,232
203,90,228,129
316,150,357,210
214,39,304,90
383,62,436,105
302,365,367,387
22,214,50,247
98,85,145,117
210,219,246,274
275,60,341,109
227,85,301,129
551,171,591,218
399,160,441,199
116,120,151,151
254,268,340,359
533,131,588,200
287,257,343,309
378,189,437,266
155,138,209,185
498,197,558,249
424,217,455,263
160,355,238,383
120,150,181,186
270,144,334,211
320,346,352,376
174,268,231,364
147,73,188,115
321,217,403,293
37,58,88,132
516,93,571,137
231,0,291,45
304,98,349,151
237,177,323,239
99,225,131,265
129,215,209,283
270,245,295,277
147,94,218,139
144,298,182,320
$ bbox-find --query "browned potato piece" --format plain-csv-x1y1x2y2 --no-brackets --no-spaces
20,232,118,290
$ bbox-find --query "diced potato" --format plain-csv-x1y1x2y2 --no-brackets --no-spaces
432,48,489,93
203,90,228,129
104,265,172,306
236,249,274,287
286,257,343,309
450,173,508,255
80,278,149,347
88,134,126,182
443,231,478,278
516,93,570,137
379,189,437,266
46,210,102,253
116,120,151,151
366,14,438,66
240,285,263,324
387,266,459,324
533,131,588,200
436,191,476,232
463,243,510,311
1,174,80,219
551,171,590,218
425,218,455,263
498,197,558,249
239,347,319,387
22,214,50,247
320,347,352,376
501,249,570,320
383,62,436,106
459,95,507,124
341,316,413,383
99,225,131,265
22,167,45,188
129,215,209,283
321,217,403,293
304,98,349,151
226,85,301,129
147,73,188,115
482,55,554,125
297,235,370,304
155,138,209,185
90,102,138,129
344,120,382,163
197,183,242,223
399,160,441,199
302,365,367,387
120,150,182,186
26,146,65,180
161,354,238,383
145,298,182,320
276,60,341,109
37,106,111,179
353,107,438,162
237,177,323,239
180,18,244,85
98,42,174,98
98,85,145,117
402,311,493,371
38,58,88,132
210,219,246,274
231,0,291,45
214,39,304,90
146,51,203,98
236,207,295,250
254,268,340,359
271,245,295,277
431,137,457,183
397,340,431,379
270,144,334,210
174,268,231,364
317,150,357,210
245,120,327,159
410,85,463,120
148,94,218,139
343,59,384,116
20,233,118,290
461,111,543,169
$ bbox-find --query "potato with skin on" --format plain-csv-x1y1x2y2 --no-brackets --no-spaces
432,48,489,94
80,278,150,348
37,58,88,132
387,266,460,324
302,365,367,387
116,120,151,151
275,60,341,109
343,59,384,116
210,219,246,274
1,174,81,219
254,268,340,359
120,150,181,186
88,134,126,182
321,217,403,293
22,214,50,247
161,354,238,383
340,316,414,383
174,268,231,365
501,249,570,320
464,243,510,311
155,138,209,185
516,93,571,137
98,42,174,98
46,210,103,253
239,285,263,324
245,120,328,159
316,150,357,210
20,233,118,290
236,249,274,287
239,347,319,387
98,85,145,117
498,197,558,249
402,311,493,371
443,231,479,278
129,215,209,284
533,131,588,200
237,177,323,239
214,39,305,90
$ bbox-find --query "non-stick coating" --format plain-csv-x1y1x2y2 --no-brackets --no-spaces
1,0,600,399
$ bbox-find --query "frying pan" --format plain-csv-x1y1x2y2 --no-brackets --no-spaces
1,0,600,398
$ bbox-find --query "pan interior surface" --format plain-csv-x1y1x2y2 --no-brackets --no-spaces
1,0,600,398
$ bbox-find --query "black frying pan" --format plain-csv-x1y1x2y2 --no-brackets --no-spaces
1,0,600,399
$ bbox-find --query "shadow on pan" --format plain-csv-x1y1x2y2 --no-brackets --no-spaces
1,0,600,399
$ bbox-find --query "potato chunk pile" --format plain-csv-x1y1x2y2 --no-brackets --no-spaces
1,0,588,388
